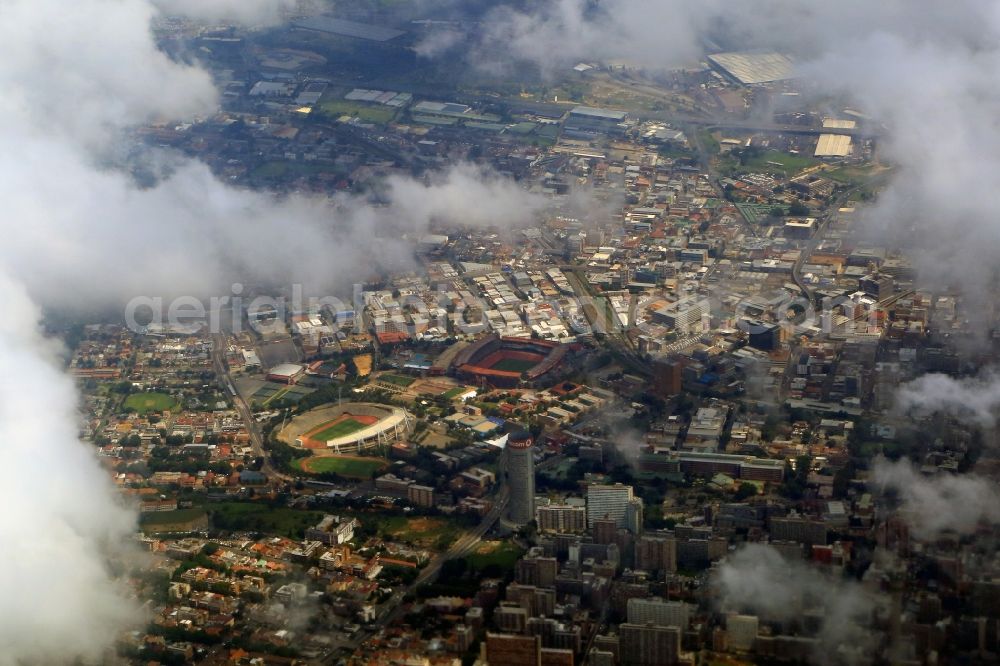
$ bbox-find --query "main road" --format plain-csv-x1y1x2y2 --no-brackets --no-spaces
211,332,291,482
357,489,509,643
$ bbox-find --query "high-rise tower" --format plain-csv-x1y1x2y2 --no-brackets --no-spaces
505,431,536,526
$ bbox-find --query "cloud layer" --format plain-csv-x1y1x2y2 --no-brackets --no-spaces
154,0,297,25
873,457,1000,539
713,544,878,666
895,368,1000,427
0,275,138,664
0,1,542,662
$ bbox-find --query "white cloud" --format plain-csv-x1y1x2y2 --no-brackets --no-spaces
714,544,878,666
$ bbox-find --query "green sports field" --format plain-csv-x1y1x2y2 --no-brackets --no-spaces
294,455,387,478
310,417,369,442
491,358,538,373
124,391,177,414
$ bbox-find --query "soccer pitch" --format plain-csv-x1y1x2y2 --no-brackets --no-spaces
490,358,538,373
310,417,369,442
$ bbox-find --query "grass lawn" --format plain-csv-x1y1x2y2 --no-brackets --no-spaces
466,541,525,572
295,455,387,479
490,358,538,373
253,385,280,397
311,417,369,442
124,391,177,414
139,508,206,527
318,100,397,124
250,161,344,180
381,374,416,387
264,386,313,406
202,500,466,547
441,386,470,400
825,164,880,185
207,502,325,539
698,129,721,155
741,150,818,173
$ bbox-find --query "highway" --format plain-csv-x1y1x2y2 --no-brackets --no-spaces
788,179,881,304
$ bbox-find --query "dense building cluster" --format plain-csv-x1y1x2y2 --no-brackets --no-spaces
45,5,1000,666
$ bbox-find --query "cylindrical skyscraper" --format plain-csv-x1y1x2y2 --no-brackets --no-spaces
505,431,535,526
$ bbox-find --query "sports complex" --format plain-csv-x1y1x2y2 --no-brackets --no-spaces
451,334,569,388
279,402,412,453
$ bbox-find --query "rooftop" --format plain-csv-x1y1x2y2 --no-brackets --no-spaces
569,106,627,121
707,51,795,85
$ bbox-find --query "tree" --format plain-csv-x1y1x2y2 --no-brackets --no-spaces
832,463,856,499
761,415,781,441
735,482,757,501
788,200,810,216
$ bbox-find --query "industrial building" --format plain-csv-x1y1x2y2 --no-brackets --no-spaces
707,51,795,85
814,133,853,157
564,106,628,138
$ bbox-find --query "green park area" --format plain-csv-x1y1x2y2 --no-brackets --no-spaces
200,500,467,548
698,129,721,155
249,161,343,181
466,541,525,572
718,149,819,177
206,502,325,539
124,391,178,414
380,373,416,387
138,508,207,534
825,164,881,186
